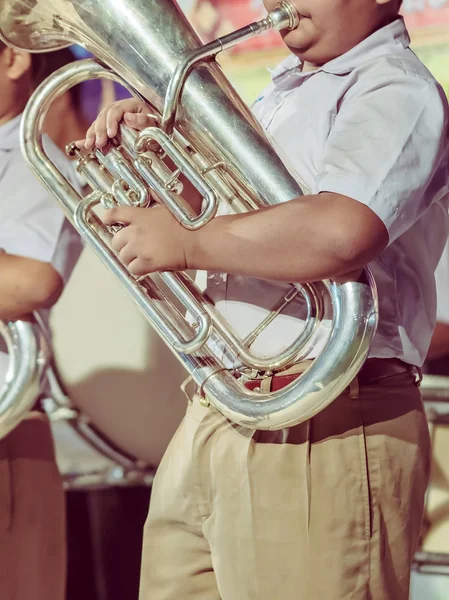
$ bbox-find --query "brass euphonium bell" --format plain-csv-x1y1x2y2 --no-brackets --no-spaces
0,0,378,429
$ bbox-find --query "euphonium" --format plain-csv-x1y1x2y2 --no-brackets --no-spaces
0,0,378,430
0,316,50,439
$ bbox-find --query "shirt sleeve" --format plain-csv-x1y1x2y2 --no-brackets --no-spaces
316,64,449,244
0,145,82,281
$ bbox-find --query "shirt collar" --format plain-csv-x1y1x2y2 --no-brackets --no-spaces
0,114,22,151
271,17,410,83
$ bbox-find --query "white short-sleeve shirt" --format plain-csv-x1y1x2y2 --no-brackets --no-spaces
0,114,83,388
204,17,449,368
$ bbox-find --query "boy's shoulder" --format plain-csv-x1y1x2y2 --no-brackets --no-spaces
357,48,438,86
348,36,442,92
0,116,81,200
326,18,447,108
345,47,448,117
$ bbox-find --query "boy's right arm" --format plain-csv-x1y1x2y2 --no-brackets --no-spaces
0,153,77,322
0,251,63,321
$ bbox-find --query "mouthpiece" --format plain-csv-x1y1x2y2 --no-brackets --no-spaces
267,2,300,32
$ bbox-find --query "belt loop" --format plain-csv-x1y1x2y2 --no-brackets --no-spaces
180,375,194,405
349,376,360,400
260,374,274,394
181,377,211,408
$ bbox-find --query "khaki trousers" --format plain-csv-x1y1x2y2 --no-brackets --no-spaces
0,413,66,600
139,369,431,600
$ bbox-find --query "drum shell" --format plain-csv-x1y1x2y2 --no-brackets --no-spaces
50,247,187,468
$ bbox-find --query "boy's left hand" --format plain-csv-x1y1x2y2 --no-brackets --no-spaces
103,205,190,276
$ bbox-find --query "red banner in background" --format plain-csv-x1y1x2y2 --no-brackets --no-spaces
179,0,284,50
179,0,449,53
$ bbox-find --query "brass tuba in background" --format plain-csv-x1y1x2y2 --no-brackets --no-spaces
0,316,50,439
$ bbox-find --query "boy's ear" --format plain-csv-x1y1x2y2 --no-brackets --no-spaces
4,47,31,81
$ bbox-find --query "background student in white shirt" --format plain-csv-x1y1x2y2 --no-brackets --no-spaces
0,41,82,600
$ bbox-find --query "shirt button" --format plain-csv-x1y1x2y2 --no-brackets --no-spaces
209,274,225,286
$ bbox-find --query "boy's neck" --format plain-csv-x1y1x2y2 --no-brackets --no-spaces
302,62,320,73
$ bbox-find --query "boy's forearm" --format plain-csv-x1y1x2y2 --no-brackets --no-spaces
0,254,63,321
186,193,387,282
187,204,348,282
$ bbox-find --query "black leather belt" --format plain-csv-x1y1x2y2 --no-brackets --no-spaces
243,358,418,393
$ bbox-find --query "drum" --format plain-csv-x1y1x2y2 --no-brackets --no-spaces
41,363,155,490
47,247,188,490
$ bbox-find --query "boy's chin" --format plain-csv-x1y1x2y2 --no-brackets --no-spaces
282,33,331,67
280,25,314,51
282,39,314,61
